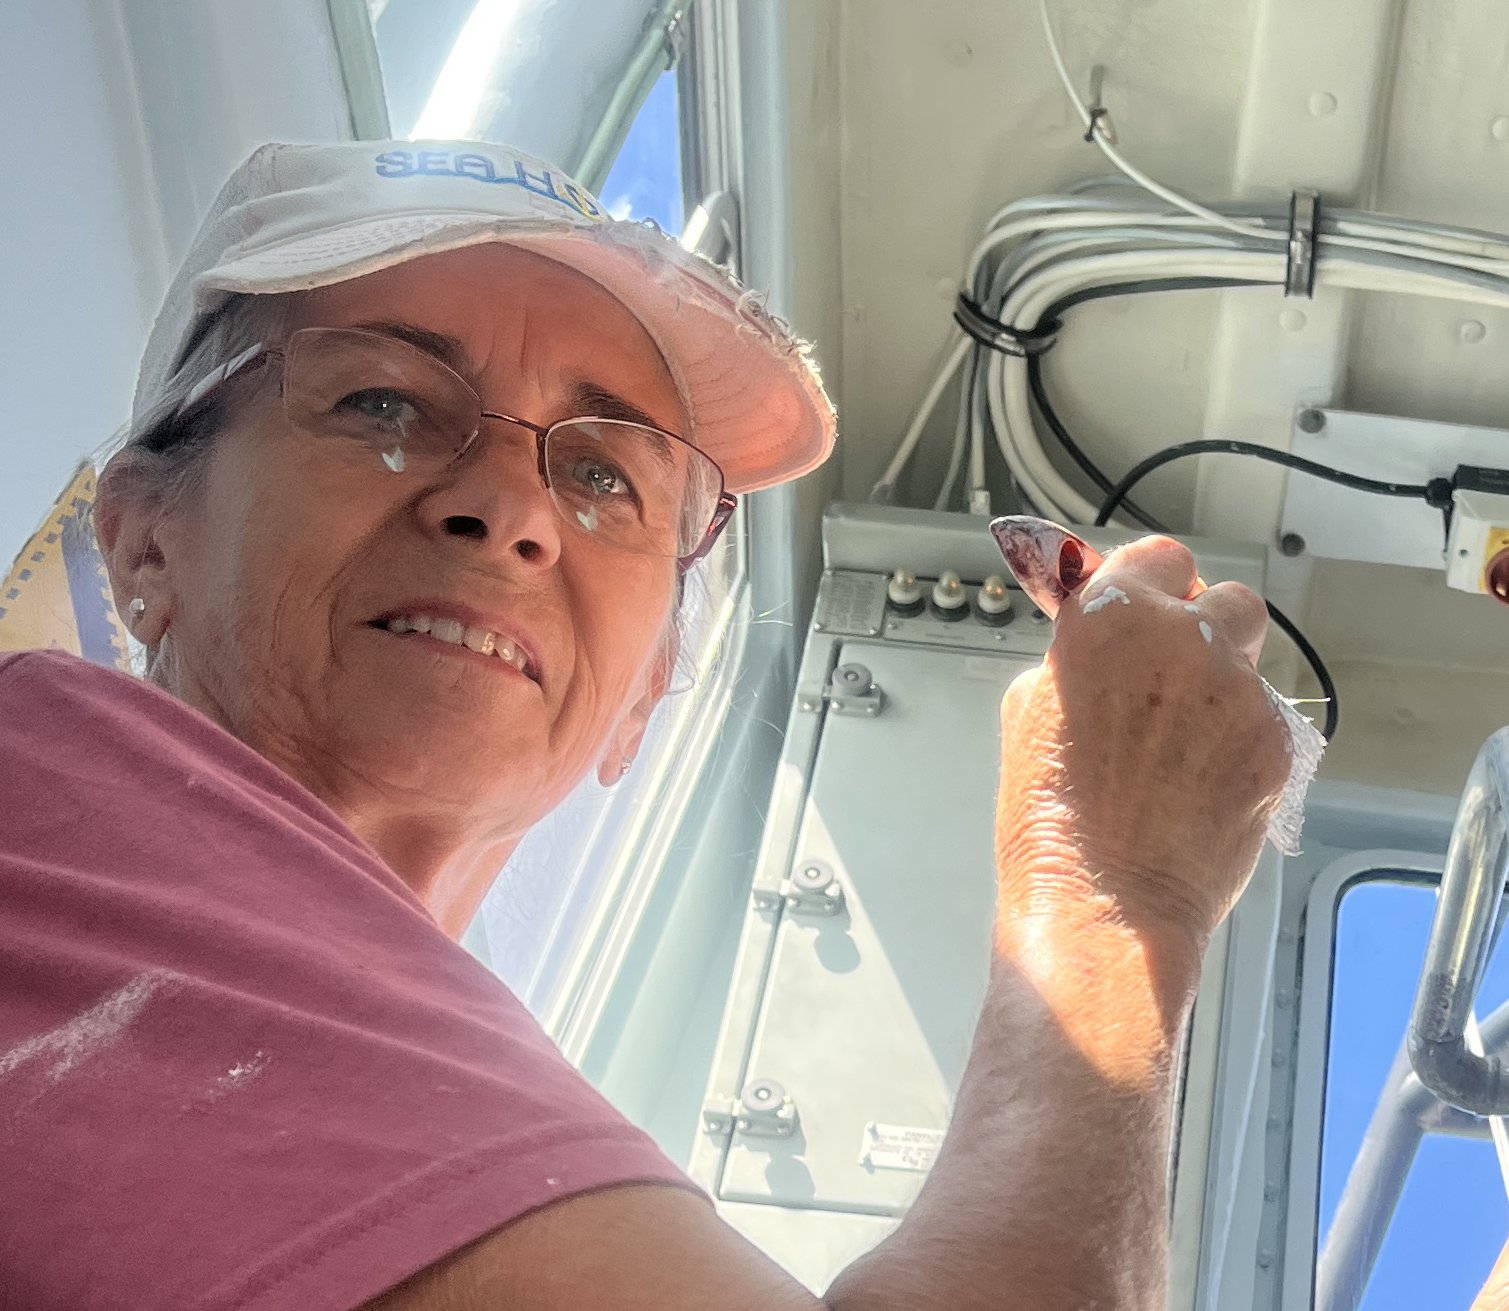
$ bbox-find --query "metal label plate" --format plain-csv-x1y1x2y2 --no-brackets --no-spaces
861,1122,945,1172
813,571,888,636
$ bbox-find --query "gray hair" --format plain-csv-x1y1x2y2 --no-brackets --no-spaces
98,293,298,513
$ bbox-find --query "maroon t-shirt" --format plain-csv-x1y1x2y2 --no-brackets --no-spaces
0,650,695,1310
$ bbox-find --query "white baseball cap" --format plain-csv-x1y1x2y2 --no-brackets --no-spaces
134,140,836,495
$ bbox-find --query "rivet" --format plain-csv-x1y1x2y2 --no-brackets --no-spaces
1307,91,1338,117
1276,989,1293,1008
1492,116,1509,142
1296,408,1326,435
1459,319,1488,345
1280,307,1307,332
1257,1249,1274,1270
1264,1182,1280,1201
1279,533,1306,558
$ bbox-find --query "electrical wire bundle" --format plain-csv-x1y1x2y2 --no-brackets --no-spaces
870,0,1509,741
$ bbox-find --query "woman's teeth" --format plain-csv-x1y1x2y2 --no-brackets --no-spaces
384,615,530,675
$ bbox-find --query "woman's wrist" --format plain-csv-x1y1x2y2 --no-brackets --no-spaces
993,845,1209,1092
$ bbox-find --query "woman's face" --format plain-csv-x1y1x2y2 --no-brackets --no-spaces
136,245,687,840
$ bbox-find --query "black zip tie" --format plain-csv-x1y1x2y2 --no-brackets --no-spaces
1084,106,1109,144
954,294,1061,358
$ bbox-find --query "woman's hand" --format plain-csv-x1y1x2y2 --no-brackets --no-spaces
994,534,1293,956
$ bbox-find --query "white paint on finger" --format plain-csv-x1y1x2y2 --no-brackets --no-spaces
1199,620,1214,645
1083,584,1131,615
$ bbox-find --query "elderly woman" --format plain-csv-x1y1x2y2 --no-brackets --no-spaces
1,140,1295,1311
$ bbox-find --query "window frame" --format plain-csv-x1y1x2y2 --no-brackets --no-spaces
1282,853,1447,1310
1167,782,1459,1311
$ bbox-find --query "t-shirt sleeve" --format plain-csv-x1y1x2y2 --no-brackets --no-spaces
0,651,702,1311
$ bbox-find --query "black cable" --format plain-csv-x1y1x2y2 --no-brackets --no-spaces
1093,440,1435,528
1027,357,1168,531
1265,599,1339,742
1025,279,1273,531
1012,278,1344,739
1087,439,1442,745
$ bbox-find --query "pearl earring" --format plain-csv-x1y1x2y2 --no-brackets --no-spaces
128,598,146,618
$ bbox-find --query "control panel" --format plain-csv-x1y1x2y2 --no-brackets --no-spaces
813,566,1051,658
686,503,1269,1294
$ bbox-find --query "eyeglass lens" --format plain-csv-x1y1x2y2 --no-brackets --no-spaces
282,328,724,559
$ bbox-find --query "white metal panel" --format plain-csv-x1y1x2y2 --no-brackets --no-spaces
1280,409,1509,570
718,639,1018,1211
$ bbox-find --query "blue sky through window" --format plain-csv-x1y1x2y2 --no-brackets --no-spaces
597,69,683,234
1321,879,1509,1307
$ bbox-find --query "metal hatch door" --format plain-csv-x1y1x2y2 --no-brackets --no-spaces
717,638,1035,1214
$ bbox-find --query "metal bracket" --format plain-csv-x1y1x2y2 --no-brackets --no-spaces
1285,188,1321,298
784,859,847,916
796,661,886,717
701,1078,800,1139
827,662,885,716
751,859,847,916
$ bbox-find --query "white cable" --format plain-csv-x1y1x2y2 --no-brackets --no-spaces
988,249,1286,521
873,2,1509,515
871,336,971,502
985,246,1509,522
934,357,975,511
1038,0,1278,242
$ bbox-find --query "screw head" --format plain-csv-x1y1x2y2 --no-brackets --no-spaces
1279,532,1306,557
793,862,834,893
1297,408,1326,435
742,1078,786,1115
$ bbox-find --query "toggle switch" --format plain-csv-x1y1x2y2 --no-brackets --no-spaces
972,575,1014,626
887,568,926,616
930,570,968,621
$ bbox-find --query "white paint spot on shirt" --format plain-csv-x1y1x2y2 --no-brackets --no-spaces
545,1177,561,1188
1199,621,1214,645
1184,603,1202,615
1082,585,1131,615
0,972,167,1086
212,1049,271,1098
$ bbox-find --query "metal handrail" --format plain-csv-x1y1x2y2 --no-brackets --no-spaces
1407,728,1509,1113
1319,999,1509,1311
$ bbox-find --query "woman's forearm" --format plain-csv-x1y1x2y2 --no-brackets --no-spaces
825,892,1202,1311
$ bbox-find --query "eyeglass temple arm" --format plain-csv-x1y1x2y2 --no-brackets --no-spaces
682,492,739,566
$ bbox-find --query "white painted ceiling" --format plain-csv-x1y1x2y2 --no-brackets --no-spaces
783,0,1509,791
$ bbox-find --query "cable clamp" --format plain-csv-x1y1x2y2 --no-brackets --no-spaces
1083,65,1118,145
1285,188,1321,298
954,294,1060,358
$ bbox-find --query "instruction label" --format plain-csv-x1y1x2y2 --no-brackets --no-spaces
861,1122,945,1172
